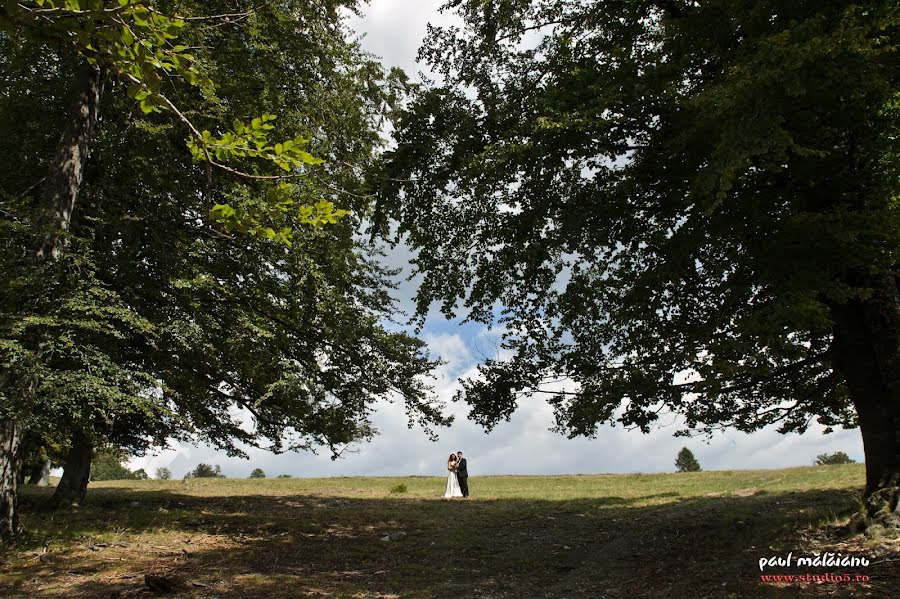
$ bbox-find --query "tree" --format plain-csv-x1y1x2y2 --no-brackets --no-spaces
815,452,856,466
378,1,899,529
155,467,172,480
190,464,224,478
1,0,448,537
89,448,148,481
249,468,266,479
675,448,702,473
90,449,132,481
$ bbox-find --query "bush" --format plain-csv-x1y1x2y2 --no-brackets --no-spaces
190,463,225,478
814,451,855,466
155,467,172,480
389,483,408,494
249,468,266,479
276,474,291,478
675,447,702,472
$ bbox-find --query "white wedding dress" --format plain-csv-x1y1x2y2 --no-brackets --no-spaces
444,469,463,498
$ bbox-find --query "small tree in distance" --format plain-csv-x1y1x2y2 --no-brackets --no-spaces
815,452,855,466
190,464,225,478
249,468,266,479
675,448,702,473
155,467,172,481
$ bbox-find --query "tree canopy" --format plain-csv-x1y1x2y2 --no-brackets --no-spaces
377,0,899,514
0,0,450,535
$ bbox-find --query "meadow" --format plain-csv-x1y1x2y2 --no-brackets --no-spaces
1,464,897,598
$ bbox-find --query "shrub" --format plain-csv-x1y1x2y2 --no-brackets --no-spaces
389,483,408,494
814,451,855,466
155,467,172,480
249,468,266,479
276,474,291,478
675,447,702,472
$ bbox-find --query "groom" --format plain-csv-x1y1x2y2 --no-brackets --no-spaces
456,451,468,497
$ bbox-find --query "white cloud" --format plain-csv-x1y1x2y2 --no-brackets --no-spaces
130,333,865,480
347,0,460,77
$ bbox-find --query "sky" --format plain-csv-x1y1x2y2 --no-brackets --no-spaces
130,0,864,480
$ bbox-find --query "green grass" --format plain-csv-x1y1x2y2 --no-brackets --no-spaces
1,464,896,598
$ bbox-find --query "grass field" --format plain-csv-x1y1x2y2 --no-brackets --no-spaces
1,464,898,598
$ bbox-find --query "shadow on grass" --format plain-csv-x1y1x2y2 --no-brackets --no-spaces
1,485,892,599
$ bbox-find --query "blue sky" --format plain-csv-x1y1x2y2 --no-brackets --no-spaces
130,0,864,480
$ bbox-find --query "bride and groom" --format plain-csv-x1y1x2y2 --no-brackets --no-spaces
443,450,469,498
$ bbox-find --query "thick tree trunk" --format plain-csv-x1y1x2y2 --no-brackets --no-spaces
831,273,900,533
0,61,104,538
50,432,93,508
27,459,51,486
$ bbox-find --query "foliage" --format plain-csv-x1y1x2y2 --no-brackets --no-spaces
378,1,899,443
815,452,855,466
155,467,171,480
0,0,449,475
675,448,701,473
276,474,291,479
249,468,266,479
0,0,349,238
190,463,224,478
389,483,408,494
90,448,147,480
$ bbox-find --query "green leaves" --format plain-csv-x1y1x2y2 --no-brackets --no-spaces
187,115,324,171
208,183,350,246
189,119,342,243
9,1,349,244
19,1,208,116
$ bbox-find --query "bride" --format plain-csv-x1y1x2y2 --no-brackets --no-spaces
443,453,463,498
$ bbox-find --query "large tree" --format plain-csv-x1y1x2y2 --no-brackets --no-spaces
1,0,448,537
378,0,899,528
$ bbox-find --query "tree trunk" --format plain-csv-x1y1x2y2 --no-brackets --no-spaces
33,62,104,261
27,459,51,486
0,61,104,537
831,273,900,532
0,421,25,539
50,432,93,508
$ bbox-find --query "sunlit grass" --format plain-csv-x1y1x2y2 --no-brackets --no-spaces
2,464,888,599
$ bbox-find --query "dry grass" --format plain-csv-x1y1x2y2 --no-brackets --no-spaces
1,464,897,598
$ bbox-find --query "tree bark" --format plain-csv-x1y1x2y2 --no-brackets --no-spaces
0,421,25,539
0,61,104,538
27,459,51,486
831,273,900,532
33,62,104,261
50,432,93,508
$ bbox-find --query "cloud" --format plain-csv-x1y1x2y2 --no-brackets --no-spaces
130,319,865,480
347,0,460,77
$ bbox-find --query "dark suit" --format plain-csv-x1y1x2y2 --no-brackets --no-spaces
456,457,468,497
